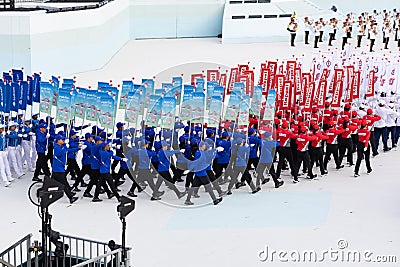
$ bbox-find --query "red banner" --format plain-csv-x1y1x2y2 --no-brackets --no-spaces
191,74,203,85
275,74,285,105
331,69,344,108
304,82,315,111
286,61,296,82
352,71,360,99
294,67,302,96
227,68,238,95
281,81,293,110
300,73,311,106
365,70,375,98
316,79,328,108
260,68,270,94
238,64,249,75
267,61,278,90
219,73,227,89
207,70,220,82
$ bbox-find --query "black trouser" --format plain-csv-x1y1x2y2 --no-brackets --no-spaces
305,31,309,44
333,29,337,39
138,168,162,197
384,37,389,49
111,149,123,174
314,36,319,48
73,164,90,188
66,158,81,179
186,175,216,202
158,170,181,196
309,146,325,174
185,172,194,188
33,152,51,179
370,131,378,155
47,142,54,165
357,35,362,47
227,166,255,192
276,147,297,179
375,127,388,150
324,144,341,169
347,29,352,38
207,169,223,194
342,37,348,50
319,31,324,42
173,161,187,182
117,168,139,192
52,172,73,200
370,39,375,52
351,134,358,153
354,143,371,174
290,33,296,46
94,173,120,199
396,29,399,41
214,162,229,180
256,162,279,187
93,169,111,198
398,38,400,48
328,33,334,45
296,151,314,177
339,138,353,165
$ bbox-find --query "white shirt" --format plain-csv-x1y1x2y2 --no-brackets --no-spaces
375,106,398,128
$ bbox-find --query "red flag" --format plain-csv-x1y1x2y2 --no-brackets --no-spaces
275,74,285,105
237,74,251,95
267,61,278,90
191,74,203,85
219,73,227,89
294,67,302,96
346,65,355,92
365,70,375,98
207,70,220,82
227,68,238,95
238,64,249,75
260,68,270,94
281,81,293,110
316,79,328,108
286,61,296,82
304,82,315,111
300,73,311,106
331,69,344,108
352,71,360,99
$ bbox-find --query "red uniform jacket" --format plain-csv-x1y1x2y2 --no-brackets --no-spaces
357,128,371,148
310,132,329,148
277,128,297,147
325,128,345,144
362,114,381,130
322,109,333,125
339,124,358,139
296,133,317,152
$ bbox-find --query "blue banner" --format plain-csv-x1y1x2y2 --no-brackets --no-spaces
180,85,194,121
119,81,133,109
195,78,205,93
12,69,23,83
125,90,141,125
0,81,5,112
85,90,98,122
99,94,115,130
4,83,12,114
51,76,59,107
172,76,183,103
191,92,205,124
147,95,162,127
10,82,20,112
19,81,28,111
27,76,33,106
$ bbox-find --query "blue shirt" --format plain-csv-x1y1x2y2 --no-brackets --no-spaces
234,145,249,167
216,139,231,164
81,140,93,166
35,130,48,154
157,150,180,172
7,130,19,147
259,139,279,164
52,143,79,172
138,148,156,170
100,149,121,174
21,125,32,141
67,137,80,159
90,143,103,170
0,134,6,151
248,135,261,159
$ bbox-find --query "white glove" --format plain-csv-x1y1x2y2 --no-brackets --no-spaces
259,130,266,134
66,144,70,148
23,134,28,138
122,158,128,162
28,132,34,136
65,139,69,144
250,144,255,147
111,143,116,148
18,134,23,137
180,149,185,153
116,145,121,149
193,131,196,135
216,147,224,152
80,145,87,150
124,136,132,141
22,128,25,133
364,146,368,151
46,133,50,138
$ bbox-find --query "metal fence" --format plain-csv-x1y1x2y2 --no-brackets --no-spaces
72,249,123,267
0,234,32,267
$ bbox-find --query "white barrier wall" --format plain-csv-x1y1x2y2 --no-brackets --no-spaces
0,0,224,76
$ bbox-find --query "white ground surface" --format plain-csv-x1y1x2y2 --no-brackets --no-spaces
1,37,400,267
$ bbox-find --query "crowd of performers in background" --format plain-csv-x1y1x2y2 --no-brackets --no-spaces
1,95,399,206
287,8,400,51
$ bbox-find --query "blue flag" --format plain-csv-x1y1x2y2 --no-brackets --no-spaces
4,83,12,114
27,76,33,106
32,73,41,103
20,81,28,111
10,82,20,112
12,69,23,83
0,81,5,112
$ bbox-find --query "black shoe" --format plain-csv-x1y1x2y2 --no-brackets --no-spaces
213,197,223,205
262,178,270,184
138,187,144,192
32,177,42,182
127,191,137,197
83,192,93,198
219,190,228,197
336,165,344,169
71,176,76,181
321,171,328,176
252,187,261,194
92,198,103,202
69,197,79,204
157,191,165,197
367,169,372,174
227,191,232,195
80,182,88,187
193,193,200,198
116,188,121,192
354,173,360,177
177,191,186,199
151,196,161,201
184,200,194,205
176,178,184,182
306,174,317,179
293,179,299,183
99,189,105,194
107,193,115,199
275,181,284,188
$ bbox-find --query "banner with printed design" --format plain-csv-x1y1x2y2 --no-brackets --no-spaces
227,68,238,95
39,82,53,114
32,74,41,103
99,94,115,129
10,82,20,112
207,70,220,82
208,95,223,128
147,95,162,127
225,91,240,121
125,90,141,124
85,90,98,122
331,69,344,107
51,76,59,107
191,92,205,124
73,88,87,119
172,76,183,103
263,89,276,121
365,70,375,98
195,78,205,93
119,81,133,109
0,81,5,113
238,94,250,127
56,88,73,124
250,85,262,116
19,81,28,111
180,85,194,121
12,69,23,83
160,97,176,129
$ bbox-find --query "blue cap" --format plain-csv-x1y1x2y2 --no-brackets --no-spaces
221,132,229,139
229,123,237,129
263,131,272,138
101,141,111,149
249,128,255,135
116,122,125,128
94,136,104,142
70,130,78,136
32,113,39,117
199,141,207,147
55,134,65,141
24,119,31,123
17,113,24,117
85,133,94,139
236,138,244,144
57,131,65,137
206,128,214,137
39,123,47,129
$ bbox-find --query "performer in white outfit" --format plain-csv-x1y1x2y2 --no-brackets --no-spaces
0,124,14,187
21,119,35,172
6,122,25,178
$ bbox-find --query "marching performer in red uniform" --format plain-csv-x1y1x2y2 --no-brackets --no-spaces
309,124,329,175
362,108,381,156
323,120,345,171
276,120,299,183
354,120,372,177
295,126,317,179
338,117,358,166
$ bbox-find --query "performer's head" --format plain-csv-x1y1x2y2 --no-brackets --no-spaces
55,134,65,146
344,103,351,111
116,122,125,131
367,108,373,115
